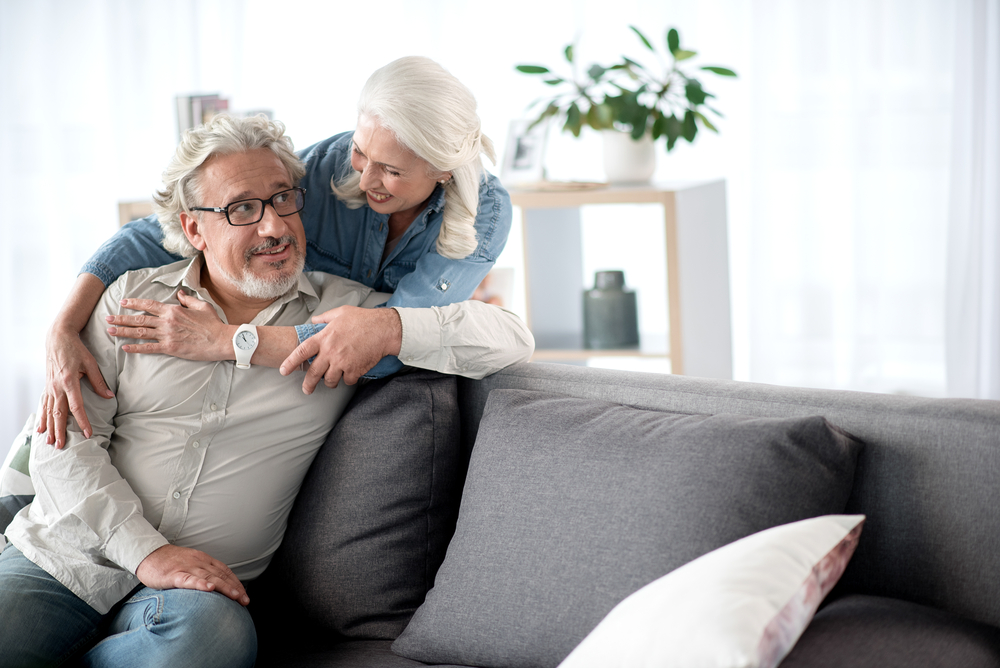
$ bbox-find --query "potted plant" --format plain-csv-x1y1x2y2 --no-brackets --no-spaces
516,26,737,182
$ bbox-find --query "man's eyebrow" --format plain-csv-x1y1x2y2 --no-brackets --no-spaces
228,182,293,202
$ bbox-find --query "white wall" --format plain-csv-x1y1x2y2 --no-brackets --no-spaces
0,0,958,455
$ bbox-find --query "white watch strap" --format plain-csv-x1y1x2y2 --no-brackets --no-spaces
233,324,258,369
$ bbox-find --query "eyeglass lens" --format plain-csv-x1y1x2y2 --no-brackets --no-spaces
228,188,304,225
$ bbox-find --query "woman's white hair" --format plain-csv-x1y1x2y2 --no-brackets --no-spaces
332,56,495,259
153,114,306,257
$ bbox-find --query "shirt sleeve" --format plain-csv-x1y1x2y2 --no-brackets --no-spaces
81,215,184,287
392,301,534,379
355,174,514,379
29,277,169,573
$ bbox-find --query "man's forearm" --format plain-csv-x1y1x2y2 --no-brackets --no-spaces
210,324,301,368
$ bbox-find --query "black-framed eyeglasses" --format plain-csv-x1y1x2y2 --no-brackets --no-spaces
191,187,306,226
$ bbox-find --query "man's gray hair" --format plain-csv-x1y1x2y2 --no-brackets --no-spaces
331,56,495,260
153,114,306,257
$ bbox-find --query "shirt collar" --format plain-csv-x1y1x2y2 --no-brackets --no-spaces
152,256,321,321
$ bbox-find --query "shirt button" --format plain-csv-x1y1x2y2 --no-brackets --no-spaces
439,282,449,291
192,441,200,449
172,492,181,499
210,403,218,411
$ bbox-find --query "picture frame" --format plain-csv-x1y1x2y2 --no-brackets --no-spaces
501,119,548,185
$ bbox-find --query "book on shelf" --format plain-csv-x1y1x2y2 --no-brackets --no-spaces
175,93,274,141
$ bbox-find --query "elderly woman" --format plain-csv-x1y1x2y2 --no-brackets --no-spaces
41,56,512,446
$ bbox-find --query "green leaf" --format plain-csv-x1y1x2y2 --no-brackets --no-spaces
705,105,724,118
544,78,564,85
664,114,682,151
683,109,698,142
630,107,649,139
564,44,574,63
565,102,582,137
667,28,680,56
674,49,697,61
651,113,667,140
621,56,649,75
694,110,718,132
630,25,654,51
685,79,708,105
588,102,615,129
588,64,607,81
701,66,737,77
516,65,550,74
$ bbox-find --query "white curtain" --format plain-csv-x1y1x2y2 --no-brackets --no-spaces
946,0,1000,400
0,0,982,454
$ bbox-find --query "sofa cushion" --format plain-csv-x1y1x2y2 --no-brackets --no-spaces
559,515,864,668
778,595,1000,668
392,389,864,668
260,369,464,642
0,415,36,551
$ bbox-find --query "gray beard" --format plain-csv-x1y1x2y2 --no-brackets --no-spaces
212,236,305,301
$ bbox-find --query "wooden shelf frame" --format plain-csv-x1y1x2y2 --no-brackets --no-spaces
509,181,733,379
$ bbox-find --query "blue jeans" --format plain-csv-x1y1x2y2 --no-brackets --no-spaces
0,546,256,668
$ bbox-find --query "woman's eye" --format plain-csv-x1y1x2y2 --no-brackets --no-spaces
385,168,401,177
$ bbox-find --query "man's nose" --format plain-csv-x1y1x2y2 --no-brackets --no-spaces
257,203,288,238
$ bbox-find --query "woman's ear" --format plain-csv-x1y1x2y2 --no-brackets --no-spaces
438,172,453,184
180,211,208,252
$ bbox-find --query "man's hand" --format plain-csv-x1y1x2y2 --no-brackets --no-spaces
279,306,402,394
107,290,230,361
136,544,249,606
39,325,114,449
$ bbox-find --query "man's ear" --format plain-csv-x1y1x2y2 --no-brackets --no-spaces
180,211,208,252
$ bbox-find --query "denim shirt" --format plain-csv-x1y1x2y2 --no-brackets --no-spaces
82,131,513,378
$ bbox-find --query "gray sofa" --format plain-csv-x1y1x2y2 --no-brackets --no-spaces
250,362,1000,668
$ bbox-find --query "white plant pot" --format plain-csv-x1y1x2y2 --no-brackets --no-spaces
602,130,656,184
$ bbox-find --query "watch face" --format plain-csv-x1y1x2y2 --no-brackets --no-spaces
235,331,257,350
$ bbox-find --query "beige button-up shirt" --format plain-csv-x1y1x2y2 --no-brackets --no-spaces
6,257,533,613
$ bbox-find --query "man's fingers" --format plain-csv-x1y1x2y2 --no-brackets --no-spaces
119,298,169,315
301,360,330,395
281,339,320,376
323,367,345,388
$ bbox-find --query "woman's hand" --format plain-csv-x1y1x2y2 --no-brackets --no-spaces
39,326,115,448
279,306,402,394
106,290,230,361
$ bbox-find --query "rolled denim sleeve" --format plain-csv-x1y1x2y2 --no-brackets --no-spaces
81,215,183,287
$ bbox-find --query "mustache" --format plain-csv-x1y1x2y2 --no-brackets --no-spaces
245,235,298,262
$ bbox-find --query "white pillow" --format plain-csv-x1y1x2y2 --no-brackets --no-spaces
558,514,865,668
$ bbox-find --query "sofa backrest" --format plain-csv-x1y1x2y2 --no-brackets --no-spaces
458,362,1000,629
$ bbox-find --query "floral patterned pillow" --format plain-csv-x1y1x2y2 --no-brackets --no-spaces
559,515,864,668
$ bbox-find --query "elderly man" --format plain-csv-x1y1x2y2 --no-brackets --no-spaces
0,115,532,668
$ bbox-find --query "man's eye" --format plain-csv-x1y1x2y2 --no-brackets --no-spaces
274,192,290,204
232,202,256,214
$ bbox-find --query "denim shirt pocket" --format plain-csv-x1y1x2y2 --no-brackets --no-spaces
305,241,352,278
380,260,417,292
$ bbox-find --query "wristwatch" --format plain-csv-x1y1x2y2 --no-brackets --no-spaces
232,324,258,369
